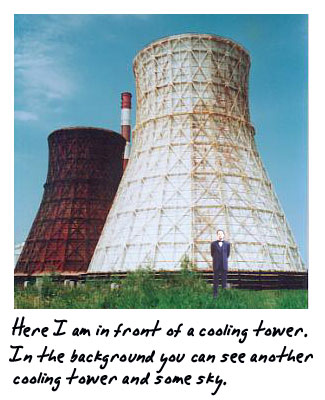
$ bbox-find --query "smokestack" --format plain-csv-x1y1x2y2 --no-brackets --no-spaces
121,92,132,170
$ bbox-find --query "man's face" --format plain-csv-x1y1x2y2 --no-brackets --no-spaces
217,231,225,241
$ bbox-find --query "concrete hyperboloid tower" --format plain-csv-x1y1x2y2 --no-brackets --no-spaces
15,127,125,275
89,33,304,272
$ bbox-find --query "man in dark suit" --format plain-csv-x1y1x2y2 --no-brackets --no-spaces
210,229,231,298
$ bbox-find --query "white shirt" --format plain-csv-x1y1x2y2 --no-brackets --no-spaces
218,241,223,247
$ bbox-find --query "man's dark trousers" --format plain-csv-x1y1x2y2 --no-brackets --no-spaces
211,240,231,297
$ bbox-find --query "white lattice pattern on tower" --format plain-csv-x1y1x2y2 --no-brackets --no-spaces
89,33,305,272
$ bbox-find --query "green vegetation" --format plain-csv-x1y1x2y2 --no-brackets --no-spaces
14,267,308,309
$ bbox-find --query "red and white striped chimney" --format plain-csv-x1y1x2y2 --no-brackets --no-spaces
121,92,132,170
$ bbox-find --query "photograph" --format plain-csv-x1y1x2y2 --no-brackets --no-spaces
14,14,308,309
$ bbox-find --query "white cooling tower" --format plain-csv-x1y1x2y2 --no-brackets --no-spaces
89,33,305,272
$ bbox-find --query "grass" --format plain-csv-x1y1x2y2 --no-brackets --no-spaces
14,266,308,309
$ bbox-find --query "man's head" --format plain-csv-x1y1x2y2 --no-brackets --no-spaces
217,229,225,241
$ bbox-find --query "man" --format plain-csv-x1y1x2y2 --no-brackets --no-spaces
210,229,231,298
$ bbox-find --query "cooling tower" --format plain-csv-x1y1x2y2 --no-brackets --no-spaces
15,127,125,275
89,33,305,272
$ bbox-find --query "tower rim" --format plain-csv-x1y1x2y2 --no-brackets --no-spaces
133,32,250,70
48,126,126,145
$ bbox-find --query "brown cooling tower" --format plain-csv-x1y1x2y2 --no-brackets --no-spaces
15,127,125,275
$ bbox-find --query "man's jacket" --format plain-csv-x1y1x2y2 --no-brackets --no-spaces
210,241,231,271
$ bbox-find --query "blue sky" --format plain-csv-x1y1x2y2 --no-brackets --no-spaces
14,14,308,262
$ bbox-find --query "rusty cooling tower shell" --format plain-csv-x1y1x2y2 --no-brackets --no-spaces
15,126,125,275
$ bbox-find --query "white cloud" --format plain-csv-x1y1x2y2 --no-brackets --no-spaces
15,41,75,101
15,110,38,121
15,15,88,120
